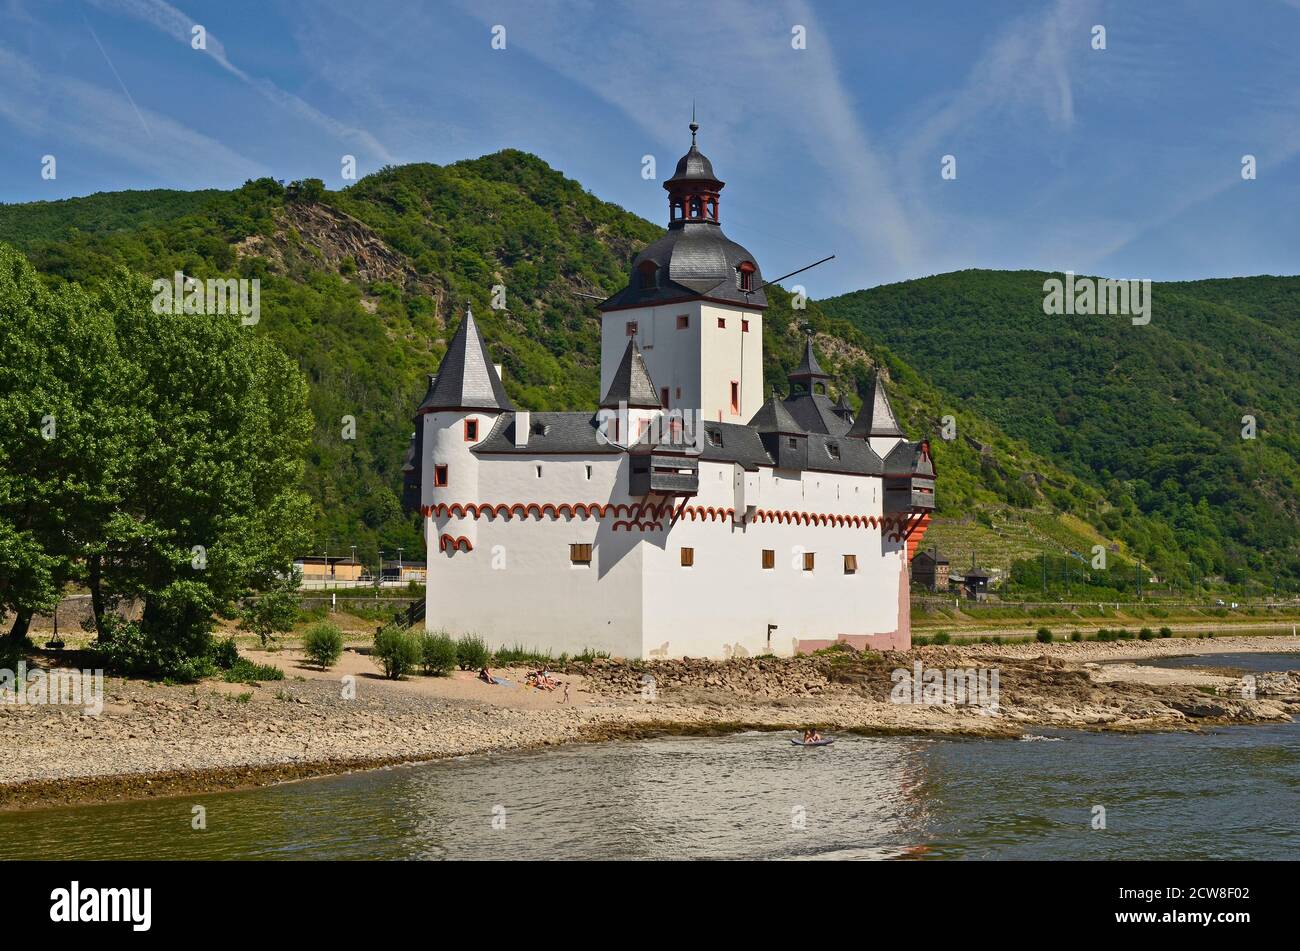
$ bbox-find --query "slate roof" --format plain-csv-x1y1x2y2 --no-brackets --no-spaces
473,412,623,455
847,370,905,439
600,223,767,311
664,143,719,186
789,338,829,382
748,394,803,434
419,306,513,412
783,392,851,436
600,339,661,409
883,440,935,476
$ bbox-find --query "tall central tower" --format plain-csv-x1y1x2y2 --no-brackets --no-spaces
598,118,767,424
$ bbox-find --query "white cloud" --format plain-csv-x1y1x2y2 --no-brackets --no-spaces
0,42,266,184
86,0,397,164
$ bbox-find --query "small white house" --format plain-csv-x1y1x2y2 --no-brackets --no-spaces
402,120,935,659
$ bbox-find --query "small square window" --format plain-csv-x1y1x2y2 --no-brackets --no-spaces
843,554,858,574
464,418,479,441
708,429,723,448
570,543,593,565
826,441,840,460
626,321,638,336
787,437,798,449
661,387,670,407
717,317,726,329
433,465,448,487
803,552,815,572
676,314,689,329
680,547,695,567
762,549,775,570
742,319,750,332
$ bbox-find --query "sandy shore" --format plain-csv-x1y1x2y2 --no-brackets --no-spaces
3,636,1298,812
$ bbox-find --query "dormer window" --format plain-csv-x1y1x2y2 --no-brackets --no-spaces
638,260,658,291
737,261,756,292
826,441,841,460
708,429,723,448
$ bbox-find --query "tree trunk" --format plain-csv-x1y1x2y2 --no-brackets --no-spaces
6,608,32,643
88,554,108,640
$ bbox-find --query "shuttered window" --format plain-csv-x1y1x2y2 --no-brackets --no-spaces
570,544,593,565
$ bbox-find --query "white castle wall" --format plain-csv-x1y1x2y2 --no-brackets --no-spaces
424,446,911,660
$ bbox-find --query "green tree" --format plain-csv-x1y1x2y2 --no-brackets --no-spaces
0,246,135,641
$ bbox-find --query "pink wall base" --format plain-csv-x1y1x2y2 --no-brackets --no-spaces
795,561,912,655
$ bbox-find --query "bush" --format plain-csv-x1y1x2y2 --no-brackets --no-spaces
95,616,214,682
1158,627,1173,638
420,631,457,676
209,636,240,670
303,622,344,670
223,658,285,684
931,631,951,645
1095,628,1115,642
456,634,489,671
373,624,421,680
1139,627,1154,641
1070,632,1082,642
1036,627,1053,643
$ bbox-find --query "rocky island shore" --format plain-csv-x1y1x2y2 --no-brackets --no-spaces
3,635,1298,812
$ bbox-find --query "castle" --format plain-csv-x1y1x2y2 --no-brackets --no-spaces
402,121,935,659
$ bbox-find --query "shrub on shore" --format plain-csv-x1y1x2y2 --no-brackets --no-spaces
96,616,214,682
303,622,344,670
455,634,489,671
420,631,458,676
1070,631,1082,642
1139,627,1154,641
930,632,951,645
222,658,285,684
1036,627,1053,643
209,636,240,670
1158,627,1173,638
374,624,421,679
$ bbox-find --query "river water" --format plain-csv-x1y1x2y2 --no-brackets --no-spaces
5,654,1298,861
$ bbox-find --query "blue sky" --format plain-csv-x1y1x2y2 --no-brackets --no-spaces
2,0,1298,296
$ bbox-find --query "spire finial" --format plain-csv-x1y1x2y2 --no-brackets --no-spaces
689,101,698,146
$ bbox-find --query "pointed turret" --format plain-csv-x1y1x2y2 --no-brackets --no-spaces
419,305,513,413
832,390,854,423
848,370,904,439
788,336,829,390
600,339,661,409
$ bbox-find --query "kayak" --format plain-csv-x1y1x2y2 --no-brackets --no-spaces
791,737,834,747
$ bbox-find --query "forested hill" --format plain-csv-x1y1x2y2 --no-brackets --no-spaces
2,152,1294,588
822,270,1300,587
